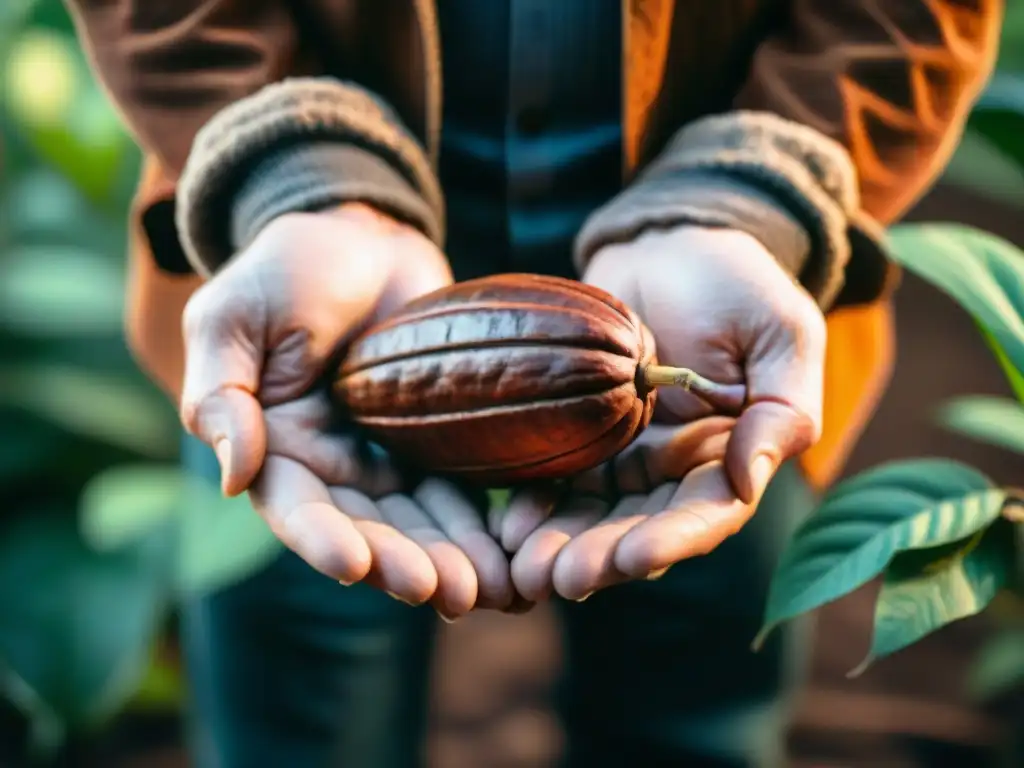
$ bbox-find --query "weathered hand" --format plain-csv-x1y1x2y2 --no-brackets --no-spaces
180,204,514,618
500,225,825,601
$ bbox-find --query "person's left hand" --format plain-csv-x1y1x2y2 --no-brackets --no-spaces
497,225,827,602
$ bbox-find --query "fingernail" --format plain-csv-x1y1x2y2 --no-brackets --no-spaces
338,578,355,587
386,591,415,607
215,439,232,491
574,592,593,603
437,611,459,624
750,453,777,500
645,567,670,581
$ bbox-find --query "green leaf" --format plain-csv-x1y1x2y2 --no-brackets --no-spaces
79,461,284,596
938,395,1024,454
756,459,1004,649
886,224,1024,380
854,518,1016,674
4,28,131,203
998,0,1024,73
968,73,1024,175
0,364,178,458
0,244,124,337
942,125,1024,208
0,504,174,744
176,477,283,596
977,323,1024,403
488,488,511,508
80,465,185,552
968,627,1024,702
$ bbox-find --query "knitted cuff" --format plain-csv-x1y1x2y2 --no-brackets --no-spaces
574,110,884,310
175,77,445,276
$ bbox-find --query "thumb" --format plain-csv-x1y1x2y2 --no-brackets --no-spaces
179,286,267,496
726,305,826,504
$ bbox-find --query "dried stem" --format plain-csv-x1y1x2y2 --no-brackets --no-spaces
641,364,746,416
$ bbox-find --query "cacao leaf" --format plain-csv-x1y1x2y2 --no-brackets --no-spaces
886,224,1024,384
938,395,1024,454
755,459,1004,649
852,517,1016,675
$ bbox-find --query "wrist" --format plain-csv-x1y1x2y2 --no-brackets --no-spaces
585,224,773,275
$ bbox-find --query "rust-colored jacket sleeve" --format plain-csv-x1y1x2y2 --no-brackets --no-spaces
67,1,443,280
66,0,301,181
736,0,1003,227
575,0,1003,309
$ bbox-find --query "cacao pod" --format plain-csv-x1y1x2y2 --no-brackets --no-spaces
334,274,743,486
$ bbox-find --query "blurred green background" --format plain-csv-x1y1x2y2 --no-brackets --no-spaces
0,1,1023,766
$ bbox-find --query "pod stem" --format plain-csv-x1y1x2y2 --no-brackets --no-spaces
641,364,746,416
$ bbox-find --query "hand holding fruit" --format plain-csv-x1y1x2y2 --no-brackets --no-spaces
501,226,827,601
178,204,515,619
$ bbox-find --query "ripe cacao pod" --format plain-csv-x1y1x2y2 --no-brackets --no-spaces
334,273,742,486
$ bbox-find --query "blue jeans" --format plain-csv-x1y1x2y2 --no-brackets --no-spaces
179,435,814,768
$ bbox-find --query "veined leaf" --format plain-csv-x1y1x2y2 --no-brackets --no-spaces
756,459,1004,649
853,518,1016,675
886,224,1024,383
938,395,1024,454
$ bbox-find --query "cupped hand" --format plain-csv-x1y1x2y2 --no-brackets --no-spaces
179,204,514,618
500,225,826,601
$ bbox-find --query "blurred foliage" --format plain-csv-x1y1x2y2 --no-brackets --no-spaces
758,7,1024,754
0,1,280,760
760,225,1024,676
0,0,1022,764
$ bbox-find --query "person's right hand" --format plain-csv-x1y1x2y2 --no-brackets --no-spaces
179,203,515,620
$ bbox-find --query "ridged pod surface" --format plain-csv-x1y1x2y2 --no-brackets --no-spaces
334,274,659,486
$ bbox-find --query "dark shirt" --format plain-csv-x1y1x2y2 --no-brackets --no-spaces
437,0,623,281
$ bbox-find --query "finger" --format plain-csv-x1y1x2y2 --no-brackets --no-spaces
726,401,817,504
250,456,371,584
511,494,609,602
614,460,755,578
731,305,826,502
328,487,438,606
551,493,656,601
378,494,478,621
264,394,404,497
415,479,514,611
180,285,266,496
500,483,561,553
576,419,734,496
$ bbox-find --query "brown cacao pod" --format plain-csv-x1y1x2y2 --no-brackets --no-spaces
334,273,741,486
